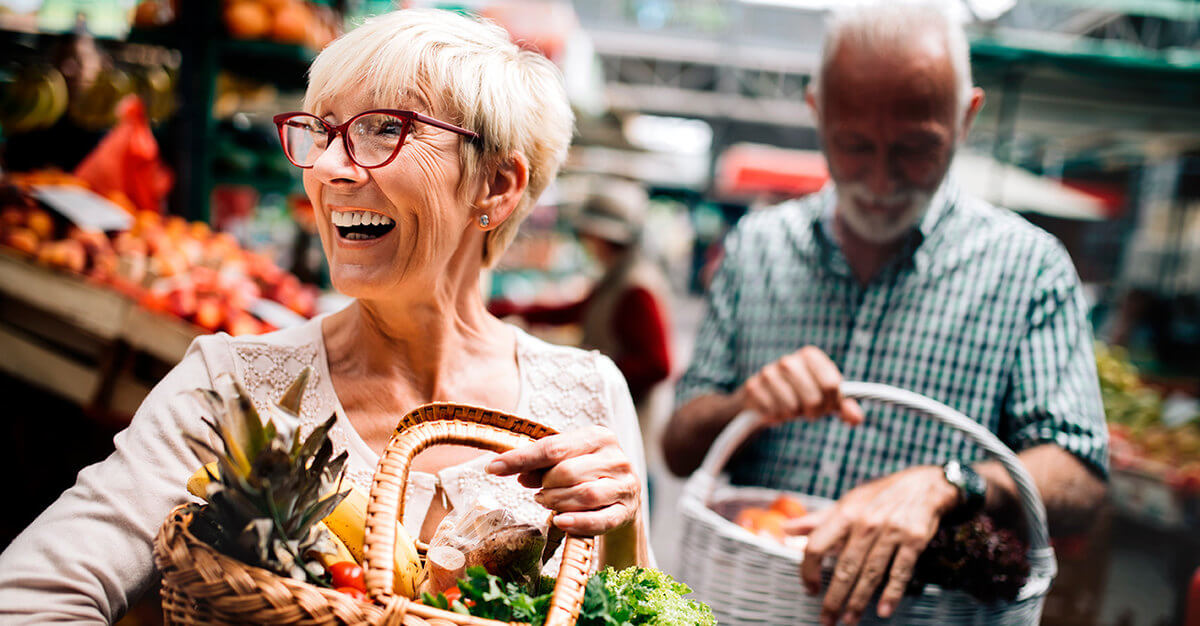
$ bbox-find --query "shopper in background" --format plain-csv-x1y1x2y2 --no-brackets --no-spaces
0,9,650,623
490,179,674,431
664,2,1108,624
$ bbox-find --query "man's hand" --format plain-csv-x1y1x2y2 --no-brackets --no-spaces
787,466,959,625
486,425,639,536
740,346,864,425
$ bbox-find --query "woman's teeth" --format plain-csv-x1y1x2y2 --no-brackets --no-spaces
331,211,394,227
332,210,397,241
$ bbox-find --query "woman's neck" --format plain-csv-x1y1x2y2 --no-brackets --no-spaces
323,279,515,403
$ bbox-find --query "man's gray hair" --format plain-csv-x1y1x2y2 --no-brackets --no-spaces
810,1,973,115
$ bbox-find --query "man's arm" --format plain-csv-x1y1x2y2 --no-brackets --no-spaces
977,443,1107,536
663,391,745,477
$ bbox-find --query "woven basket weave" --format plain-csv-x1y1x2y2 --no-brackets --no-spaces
676,382,1056,625
154,402,597,626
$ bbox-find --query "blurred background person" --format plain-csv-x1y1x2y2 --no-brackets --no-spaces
491,178,674,438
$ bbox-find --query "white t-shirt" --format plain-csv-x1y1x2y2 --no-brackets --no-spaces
0,316,650,623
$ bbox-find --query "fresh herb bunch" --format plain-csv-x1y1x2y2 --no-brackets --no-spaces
184,368,349,586
421,565,715,626
906,512,1030,603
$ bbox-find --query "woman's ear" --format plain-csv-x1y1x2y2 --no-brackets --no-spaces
473,151,529,230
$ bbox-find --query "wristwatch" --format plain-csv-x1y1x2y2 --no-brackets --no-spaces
942,460,987,514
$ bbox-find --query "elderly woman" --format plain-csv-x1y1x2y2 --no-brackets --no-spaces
0,9,649,623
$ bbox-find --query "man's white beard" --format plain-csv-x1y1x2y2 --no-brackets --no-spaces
835,182,935,244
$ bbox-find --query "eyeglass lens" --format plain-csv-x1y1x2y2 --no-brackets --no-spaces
281,113,409,168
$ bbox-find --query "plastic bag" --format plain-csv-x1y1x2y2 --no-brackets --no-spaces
422,494,548,594
74,95,173,214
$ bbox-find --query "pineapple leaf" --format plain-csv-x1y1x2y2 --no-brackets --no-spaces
229,382,268,460
297,414,338,459
199,416,252,479
278,366,312,416
187,389,224,419
296,489,350,536
324,450,349,484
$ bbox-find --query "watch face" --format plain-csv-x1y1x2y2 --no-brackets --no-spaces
945,461,964,484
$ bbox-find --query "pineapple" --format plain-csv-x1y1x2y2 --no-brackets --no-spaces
184,366,349,586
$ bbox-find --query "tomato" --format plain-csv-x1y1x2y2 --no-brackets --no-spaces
443,586,462,603
328,562,365,592
336,586,366,600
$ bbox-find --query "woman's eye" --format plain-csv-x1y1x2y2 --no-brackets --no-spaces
377,122,404,136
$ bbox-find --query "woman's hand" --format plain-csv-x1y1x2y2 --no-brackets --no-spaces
486,425,640,536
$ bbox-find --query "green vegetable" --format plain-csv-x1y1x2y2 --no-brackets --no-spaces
433,565,714,626
585,567,715,626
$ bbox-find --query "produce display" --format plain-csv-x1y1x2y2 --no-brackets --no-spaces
1,170,317,336
1098,342,1200,493
222,0,341,50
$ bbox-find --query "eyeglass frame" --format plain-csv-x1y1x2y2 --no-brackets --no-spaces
272,109,483,170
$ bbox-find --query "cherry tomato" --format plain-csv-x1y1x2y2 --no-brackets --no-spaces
336,586,366,600
443,586,462,604
328,562,365,592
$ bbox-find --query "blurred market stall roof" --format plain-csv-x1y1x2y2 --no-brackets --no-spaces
710,144,1106,221
952,151,1107,221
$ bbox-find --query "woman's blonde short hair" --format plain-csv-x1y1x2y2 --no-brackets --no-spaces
304,8,575,266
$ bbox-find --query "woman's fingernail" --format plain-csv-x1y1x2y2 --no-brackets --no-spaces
805,583,819,595
878,601,893,617
534,491,545,503
555,514,575,527
486,460,507,474
841,613,858,625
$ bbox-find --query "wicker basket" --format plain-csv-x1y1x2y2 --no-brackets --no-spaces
154,402,598,626
676,382,1057,625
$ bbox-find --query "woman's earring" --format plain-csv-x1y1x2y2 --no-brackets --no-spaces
479,214,490,228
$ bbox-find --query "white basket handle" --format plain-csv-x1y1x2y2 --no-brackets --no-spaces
695,381,1056,580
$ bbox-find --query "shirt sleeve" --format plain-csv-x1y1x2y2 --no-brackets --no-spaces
594,353,656,568
0,335,227,624
1002,241,1110,478
612,286,672,402
675,227,742,406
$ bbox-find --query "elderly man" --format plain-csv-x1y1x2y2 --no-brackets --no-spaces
665,3,1108,624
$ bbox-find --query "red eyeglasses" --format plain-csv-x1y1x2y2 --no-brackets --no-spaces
272,109,482,169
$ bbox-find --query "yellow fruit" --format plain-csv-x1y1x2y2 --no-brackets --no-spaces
185,462,423,598
310,521,357,568
323,485,423,598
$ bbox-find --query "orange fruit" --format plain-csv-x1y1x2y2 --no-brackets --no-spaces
734,508,763,533
769,494,808,519
225,1,270,39
757,510,788,540
26,209,54,241
272,3,310,44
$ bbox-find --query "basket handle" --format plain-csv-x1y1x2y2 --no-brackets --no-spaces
695,381,1055,580
363,402,596,625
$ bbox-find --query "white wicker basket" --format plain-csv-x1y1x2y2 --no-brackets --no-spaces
676,382,1056,625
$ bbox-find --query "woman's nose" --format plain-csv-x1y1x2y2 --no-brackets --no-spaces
311,133,366,184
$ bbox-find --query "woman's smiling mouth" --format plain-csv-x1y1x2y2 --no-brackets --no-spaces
331,209,396,241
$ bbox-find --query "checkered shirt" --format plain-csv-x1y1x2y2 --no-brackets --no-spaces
677,181,1109,499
